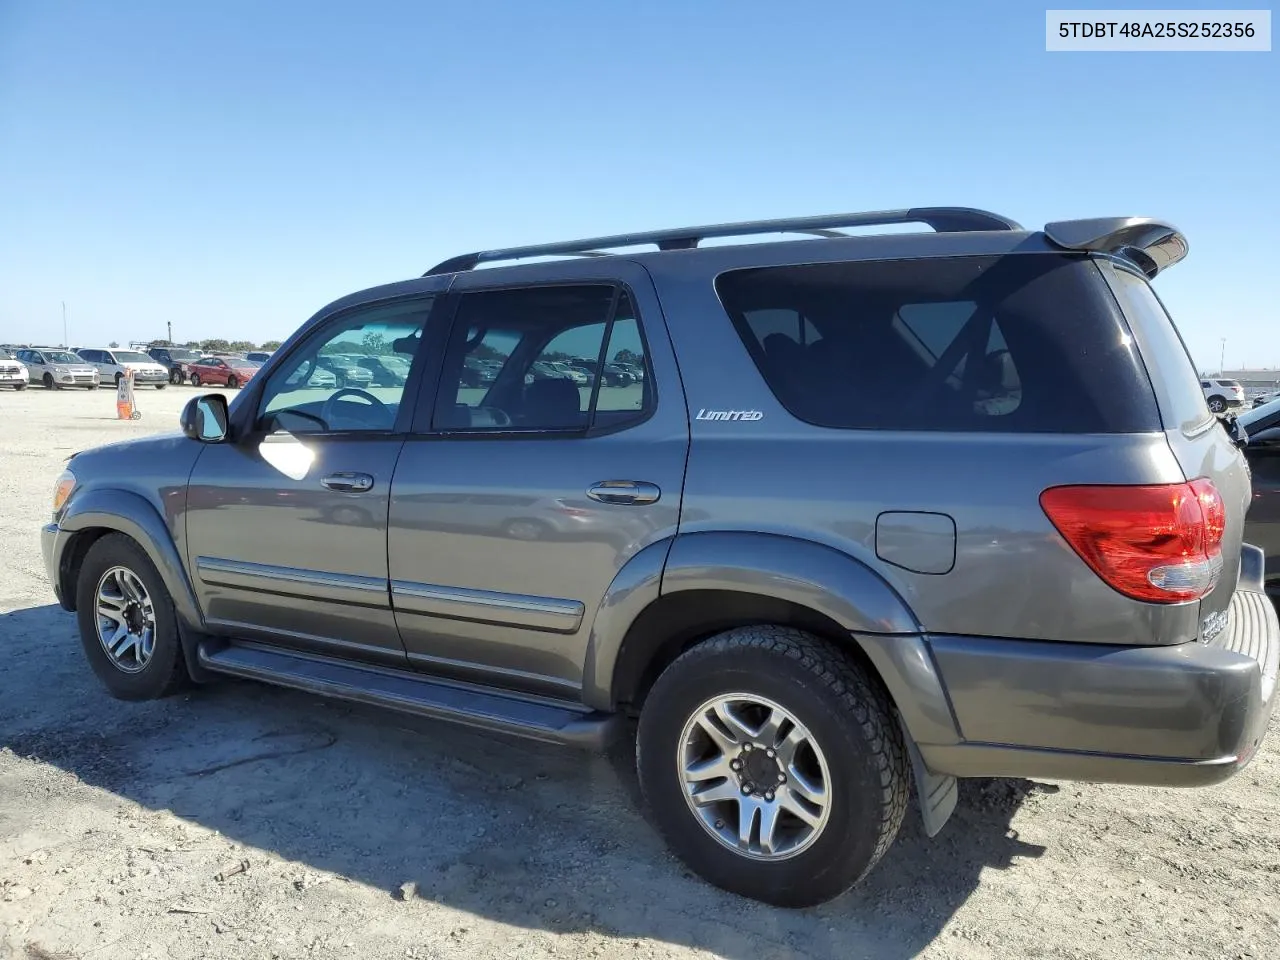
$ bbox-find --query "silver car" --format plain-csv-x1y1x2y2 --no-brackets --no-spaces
17,347,101,389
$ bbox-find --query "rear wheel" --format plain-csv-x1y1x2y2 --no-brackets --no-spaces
637,626,908,908
155,383,166,390
74,533,189,701
1207,395,1227,414
169,369,182,385
189,373,201,387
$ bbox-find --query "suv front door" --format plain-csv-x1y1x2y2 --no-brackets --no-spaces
387,263,689,698
184,293,441,665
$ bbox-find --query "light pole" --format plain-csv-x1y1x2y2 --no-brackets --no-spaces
62,301,68,348
1220,338,1227,374
167,321,173,344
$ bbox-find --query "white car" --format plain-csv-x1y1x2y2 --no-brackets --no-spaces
15,347,101,389
76,347,170,389
0,355,28,390
1201,377,1245,414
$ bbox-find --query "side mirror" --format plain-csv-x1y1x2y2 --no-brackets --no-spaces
181,393,229,443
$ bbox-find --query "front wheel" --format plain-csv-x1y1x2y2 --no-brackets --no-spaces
115,372,124,386
1207,395,1227,414
155,383,166,390
189,373,201,387
637,626,908,908
169,369,183,385
226,375,239,389
43,373,57,390
74,533,189,700
14,382,26,391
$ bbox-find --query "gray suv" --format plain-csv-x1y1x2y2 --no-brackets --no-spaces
41,208,1278,907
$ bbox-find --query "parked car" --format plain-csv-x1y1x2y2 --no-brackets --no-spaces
315,354,374,389
1253,390,1280,408
353,354,411,387
187,356,259,389
1202,377,1246,414
1240,397,1280,603
147,346,202,385
16,347,100,389
0,354,28,390
77,348,170,389
41,208,1277,908
572,357,633,386
246,351,274,364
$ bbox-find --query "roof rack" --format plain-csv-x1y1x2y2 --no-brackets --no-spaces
424,206,1023,276
1043,217,1187,278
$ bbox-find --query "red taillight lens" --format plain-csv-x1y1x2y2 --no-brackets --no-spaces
1040,480,1225,603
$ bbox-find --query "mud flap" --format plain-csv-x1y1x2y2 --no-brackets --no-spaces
906,735,957,837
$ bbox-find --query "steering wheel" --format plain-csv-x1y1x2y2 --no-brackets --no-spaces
321,388,392,430
478,406,512,428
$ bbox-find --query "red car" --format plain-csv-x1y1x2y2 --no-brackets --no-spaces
187,356,259,389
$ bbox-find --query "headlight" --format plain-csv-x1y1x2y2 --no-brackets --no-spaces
52,469,76,514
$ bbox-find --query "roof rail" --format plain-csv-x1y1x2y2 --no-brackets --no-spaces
1043,217,1188,278
424,206,1023,276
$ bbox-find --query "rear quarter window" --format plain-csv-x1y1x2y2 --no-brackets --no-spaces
1101,262,1213,434
715,253,1160,433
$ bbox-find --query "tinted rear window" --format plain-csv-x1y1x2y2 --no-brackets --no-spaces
715,254,1159,433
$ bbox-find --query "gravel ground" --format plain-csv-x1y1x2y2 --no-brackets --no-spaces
1,384,1278,960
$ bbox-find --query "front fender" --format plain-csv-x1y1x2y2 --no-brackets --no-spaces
57,487,203,631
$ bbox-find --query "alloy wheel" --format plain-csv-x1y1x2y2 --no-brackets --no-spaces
678,693,832,861
94,566,157,674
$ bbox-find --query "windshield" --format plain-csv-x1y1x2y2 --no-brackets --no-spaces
45,351,82,364
168,349,197,360
114,351,153,363
1240,396,1280,427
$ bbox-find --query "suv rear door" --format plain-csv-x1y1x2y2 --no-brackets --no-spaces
387,261,688,698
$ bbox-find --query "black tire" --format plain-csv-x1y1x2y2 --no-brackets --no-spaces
226,375,238,389
155,383,166,390
43,373,56,390
14,382,25,391
115,372,124,386
637,626,908,908
1207,395,1227,414
87,384,98,390
74,533,189,701
189,373,201,387
169,369,183,385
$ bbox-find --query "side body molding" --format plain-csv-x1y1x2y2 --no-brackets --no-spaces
57,488,204,632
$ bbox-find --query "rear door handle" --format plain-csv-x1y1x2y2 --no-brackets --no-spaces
321,472,375,493
587,481,661,505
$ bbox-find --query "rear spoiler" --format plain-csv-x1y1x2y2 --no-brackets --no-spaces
1043,217,1188,279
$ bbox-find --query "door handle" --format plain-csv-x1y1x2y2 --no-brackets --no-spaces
321,472,375,493
587,481,661,505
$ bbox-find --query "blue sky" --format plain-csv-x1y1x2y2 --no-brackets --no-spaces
1,1,1276,371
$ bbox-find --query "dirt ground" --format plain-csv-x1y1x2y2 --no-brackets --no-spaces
1,384,1277,960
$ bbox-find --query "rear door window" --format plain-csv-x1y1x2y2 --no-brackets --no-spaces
716,253,1159,433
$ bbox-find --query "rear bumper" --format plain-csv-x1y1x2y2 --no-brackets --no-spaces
920,585,1277,787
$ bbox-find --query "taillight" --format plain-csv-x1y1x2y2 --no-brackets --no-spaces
1040,480,1225,603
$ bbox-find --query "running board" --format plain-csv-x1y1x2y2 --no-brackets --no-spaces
196,641,621,751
